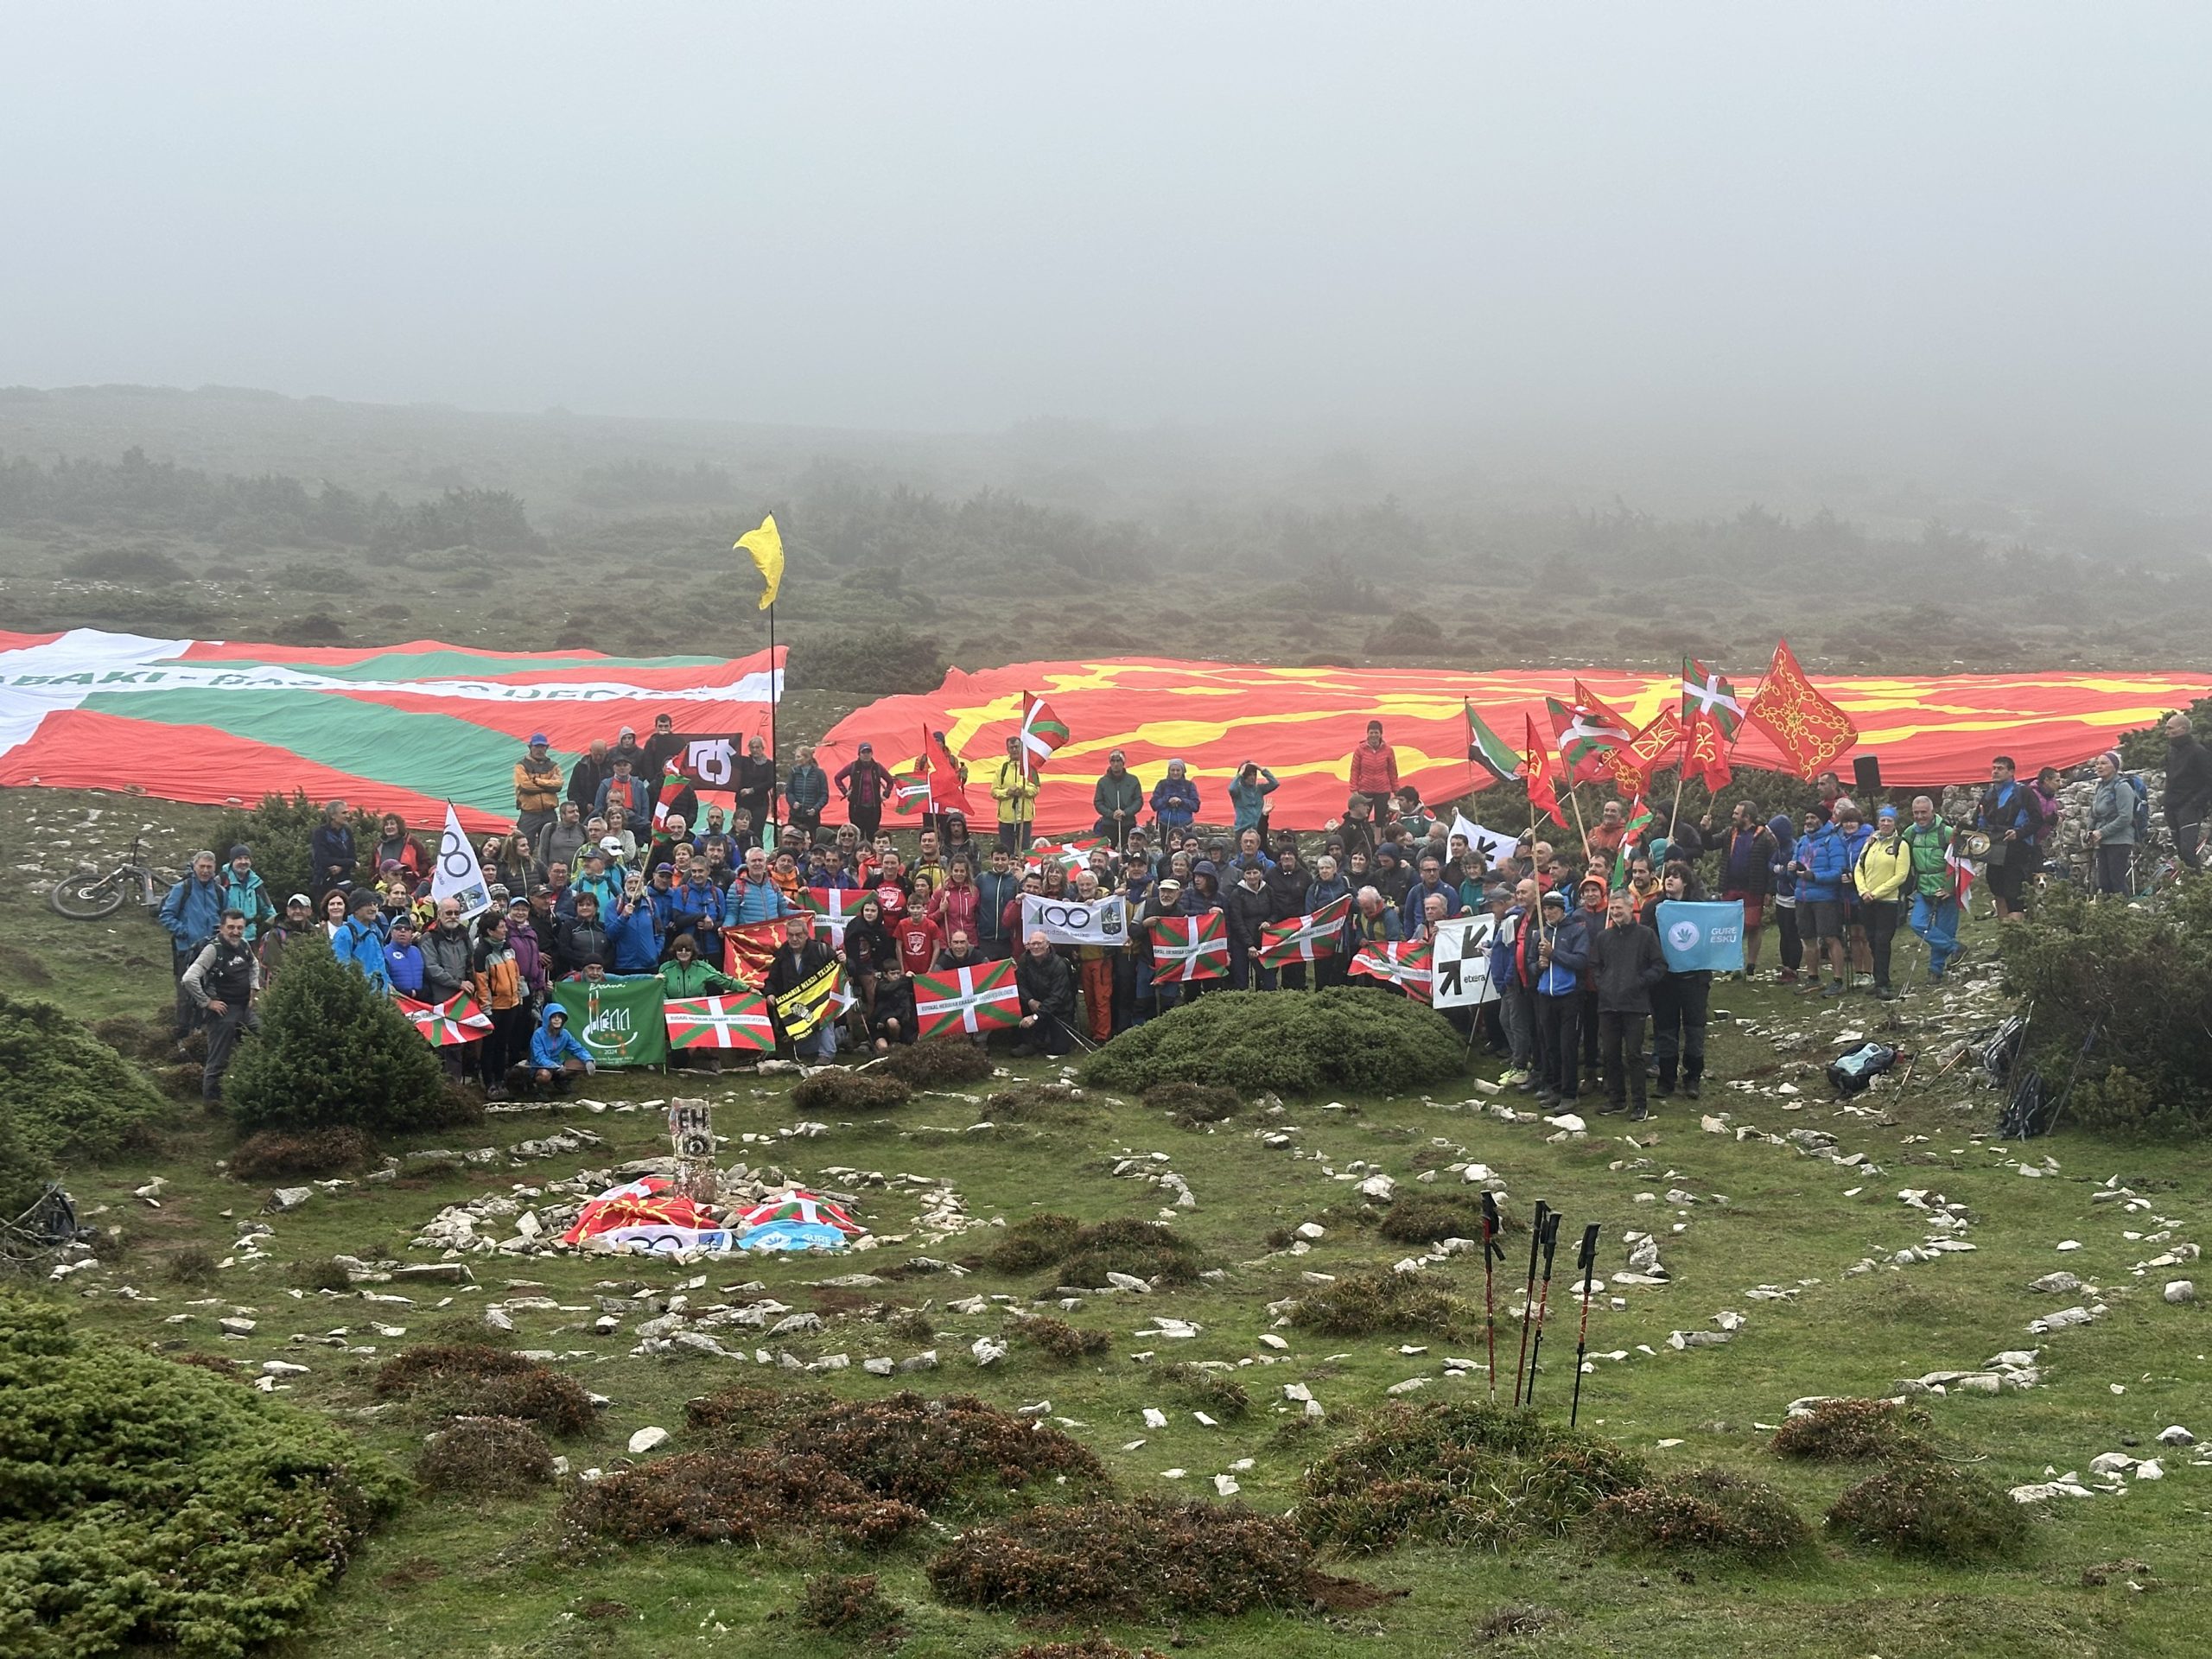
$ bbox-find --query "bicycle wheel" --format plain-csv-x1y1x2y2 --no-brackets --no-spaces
49,868,129,919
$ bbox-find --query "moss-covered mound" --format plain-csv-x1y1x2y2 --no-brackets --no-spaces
1082,987,1464,1096
0,1292,402,1658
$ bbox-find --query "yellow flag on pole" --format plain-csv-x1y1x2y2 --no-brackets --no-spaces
734,513,785,610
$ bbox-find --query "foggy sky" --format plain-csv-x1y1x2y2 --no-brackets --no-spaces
6,3,2211,489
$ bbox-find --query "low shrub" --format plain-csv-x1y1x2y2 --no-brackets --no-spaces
925,1498,1313,1618
879,1040,994,1087
884,1307,935,1343
1007,1643,1168,1659
1770,1398,1934,1464
90,1013,174,1061
1826,1463,2031,1562
228,1126,376,1181
985,1212,1084,1273
1291,1268,1479,1340
682,1387,1106,1510
287,1257,354,1294
225,936,453,1135
982,1213,1202,1291
1300,1401,1648,1552
1591,1468,1813,1562
1162,1362,1250,1419
1376,1193,1490,1244
0,990,173,1217
1019,1316,1112,1363
566,1449,924,1548
1473,1604,1564,1644
165,1246,218,1284
373,1344,595,1436
795,1572,905,1637
985,1081,1091,1122
1083,987,1465,1096
1145,1080,1242,1128
416,1415,556,1497
0,1291,403,1658
791,1071,912,1115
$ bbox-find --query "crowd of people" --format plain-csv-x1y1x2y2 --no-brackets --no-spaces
151,709,2209,1106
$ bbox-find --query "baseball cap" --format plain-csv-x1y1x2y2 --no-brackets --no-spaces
1541,890,1567,909
599,836,623,855
1156,878,1182,893
530,882,552,895
1580,874,1607,891
285,892,311,907
654,861,674,874
349,889,381,912
528,732,549,746
857,740,874,752
391,912,416,930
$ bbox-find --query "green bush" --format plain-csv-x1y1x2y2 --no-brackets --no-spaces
207,791,388,912
925,1498,1314,1618
1826,1463,2031,1562
795,1572,905,1637
1300,1401,1648,1552
1770,1398,1934,1464
1083,987,1465,1096
982,1215,1202,1292
0,1292,402,1658
223,934,451,1135
1998,880,2212,1134
1290,1267,1479,1340
1592,1468,1813,1563
0,991,172,1217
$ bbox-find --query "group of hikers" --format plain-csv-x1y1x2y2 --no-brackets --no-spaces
151,709,2209,1111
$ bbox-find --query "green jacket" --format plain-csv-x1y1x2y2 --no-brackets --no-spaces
1900,818,1955,899
659,957,740,998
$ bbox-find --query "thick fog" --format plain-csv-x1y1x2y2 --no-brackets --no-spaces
6,3,2211,498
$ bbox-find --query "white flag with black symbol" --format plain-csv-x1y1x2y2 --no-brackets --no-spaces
431,801,493,920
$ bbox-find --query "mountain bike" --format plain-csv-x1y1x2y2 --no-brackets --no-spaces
48,835,166,920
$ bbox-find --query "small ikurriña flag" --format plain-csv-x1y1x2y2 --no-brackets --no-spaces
1255,894,1352,967
397,990,494,1046
1523,713,1561,824
1025,836,1108,875
1681,657,1745,741
664,991,777,1052
1146,912,1229,982
890,763,931,817
1611,797,1655,887
1018,690,1070,780
1681,708,1734,791
721,919,786,986
1548,688,1635,786
1742,639,1858,779
798,887,865,947
912,957,1023,1038
1946,838,1974,905
1350,938,1433,1001
652,759,685,830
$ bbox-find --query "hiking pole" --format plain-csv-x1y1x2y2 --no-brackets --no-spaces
1511,1198,1550,1407
1480,1191,1504,1401
1567,1222,1601,1427
1522,1211,1564,1408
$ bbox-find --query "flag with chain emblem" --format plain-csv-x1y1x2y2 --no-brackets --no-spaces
1742,639,1858,779
1607,707,1683,797
1146,912,1229,982
1681,707,1733,790
396,991,493,1046
1255,894,1351,967
721,919,786,986
912,957,1023,1038
1350,938,1433,1001
664,991,777,1052
1523,713,1561,824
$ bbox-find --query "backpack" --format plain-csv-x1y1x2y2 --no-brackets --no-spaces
2127,774,2150,839
1825,1041,1897,1097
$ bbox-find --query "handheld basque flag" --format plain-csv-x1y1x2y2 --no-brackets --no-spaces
1681,656,1745,741
1255,894,1351,967
396,991,493,1046
890,764,931,817
1654,900,1745,973
1018,690,1070,780
1026,836,1108,875
912,957,1023,1038
798,887,865,947
1350,938,1433,1001
664,991,777,1052
1146,912,1229,982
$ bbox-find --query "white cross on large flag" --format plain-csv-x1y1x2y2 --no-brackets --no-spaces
664,992,778,1052
1255,894,1351,967
912,958,1023,1038
1146,912,1229,982
1351,938,1434,1001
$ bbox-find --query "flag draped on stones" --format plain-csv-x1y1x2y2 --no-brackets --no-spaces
1743,639,1859,779
819,658,2210,831
664,991,777,1052
1255,894,1351,967
1147,912,1229,982
731,1191,864,1235
912,958,1023,1038
1351,938,1433,1000
774,960,843,1040
0,627,782,832
549,975,668,1067
721,920,785,986
396,991,493,1046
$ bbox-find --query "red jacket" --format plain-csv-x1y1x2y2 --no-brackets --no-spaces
1348,741,1399,798
930,880,981,942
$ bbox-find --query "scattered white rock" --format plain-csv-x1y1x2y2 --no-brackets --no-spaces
2164,1280,2196,1305
1214,1472,1241,1497
2056,1240,2082,1252
626,1427,669,1455
970,1336,1008,1367
2157,1425,2195,1447
1142,1407,1168,1428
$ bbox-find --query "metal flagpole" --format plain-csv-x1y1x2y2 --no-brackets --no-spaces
764,600,779,855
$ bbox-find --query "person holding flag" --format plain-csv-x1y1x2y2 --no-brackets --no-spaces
1093,749,1145,851
991,733,1039,853
1013,931,1078,1057
765,913,841,1058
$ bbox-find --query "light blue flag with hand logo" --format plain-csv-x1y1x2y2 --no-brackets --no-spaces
1656,900,1745,973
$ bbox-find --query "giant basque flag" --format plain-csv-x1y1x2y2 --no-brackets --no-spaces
0,628,782,832
819,658,2208,834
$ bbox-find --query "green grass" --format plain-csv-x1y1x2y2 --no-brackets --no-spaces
7,785,2209,1657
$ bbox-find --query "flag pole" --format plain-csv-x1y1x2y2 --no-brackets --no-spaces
765,599,779,856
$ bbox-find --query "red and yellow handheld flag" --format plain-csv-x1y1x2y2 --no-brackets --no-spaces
1522,714,1561,825
1743,639,1858,779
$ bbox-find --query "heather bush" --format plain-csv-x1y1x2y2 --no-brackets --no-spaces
416,1415,556,1497
795,1572,905,1637
227,1125,376,1181
1160,1361,1250,1419
1770,1398,1935,1464
373,1344,595,1436
982,1212,1202,1290
1145,1079,1243,1127
566,1449,924,1549
1376,1192,1491,1244
879,1039,994,1086
790,1070,912,1114
1290,1267,1480,1340
1826,1463,2031,1562
1083,987,1465,1096
1592,1468,1813,1562
0,1292,402,1658
1020,1315,1113,1363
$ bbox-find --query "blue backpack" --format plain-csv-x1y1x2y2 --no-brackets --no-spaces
2128,774,2150,840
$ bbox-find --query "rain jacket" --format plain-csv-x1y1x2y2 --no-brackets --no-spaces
529,1006,591,1071
1150,773,1201,830
158,871,226,952
1855,831,1912,904
219,867,276,941
332,914,391,992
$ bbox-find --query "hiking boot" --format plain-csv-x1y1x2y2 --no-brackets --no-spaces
1629,1103,1649,1122
1684,1078,1702,1100
1822,982,1845,997
1777,969,1799,985
1654,1078,1675,1099
1597,1102,1626,1115
1874,985,1897,1001
1535,1089,1560,1107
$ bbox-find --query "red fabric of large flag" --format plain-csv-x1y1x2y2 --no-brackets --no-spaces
1349,938,1433,1001
1146,912,1229,982
912,957,1023,1037
664,991,777,1052
1743,639,1859,779
1255,894,1351,966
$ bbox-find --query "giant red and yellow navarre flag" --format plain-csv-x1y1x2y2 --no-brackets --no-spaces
0,628,783,832
819,658,2208,835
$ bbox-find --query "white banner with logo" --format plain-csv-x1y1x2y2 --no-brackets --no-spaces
1429,912,1499,1008
1021,893,1128,946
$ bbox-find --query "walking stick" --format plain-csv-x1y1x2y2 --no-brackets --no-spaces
1567,1222,1601,1427
1522,1211,1563,1407
1511,1198,1549,1407
1480,1191,1504,1401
